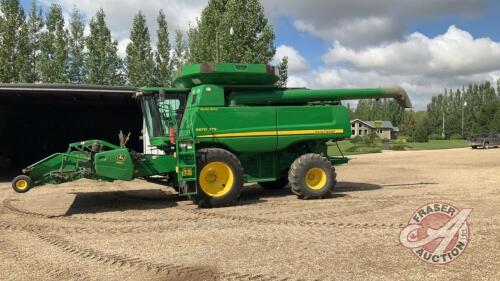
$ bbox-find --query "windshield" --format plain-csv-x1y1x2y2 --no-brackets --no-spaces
140,95,166,138
139,93,188,140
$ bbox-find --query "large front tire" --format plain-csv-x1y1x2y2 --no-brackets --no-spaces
288,154,336,199
193,148,244,208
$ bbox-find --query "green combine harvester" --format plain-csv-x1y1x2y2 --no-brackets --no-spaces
11,63,411,207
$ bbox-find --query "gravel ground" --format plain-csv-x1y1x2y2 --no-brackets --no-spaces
0,147,499,281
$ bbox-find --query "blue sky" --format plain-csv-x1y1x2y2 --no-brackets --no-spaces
408,2,500,41
20,0,500,109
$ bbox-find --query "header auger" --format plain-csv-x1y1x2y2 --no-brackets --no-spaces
12,63,411,208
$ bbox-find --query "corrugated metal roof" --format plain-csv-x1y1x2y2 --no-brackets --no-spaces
0,84,138,95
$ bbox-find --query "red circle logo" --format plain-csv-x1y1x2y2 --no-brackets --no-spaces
399,202,472,265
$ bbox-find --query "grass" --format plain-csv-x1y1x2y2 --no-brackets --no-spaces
404,139,469,150
328,139,469,156
328,141,380,156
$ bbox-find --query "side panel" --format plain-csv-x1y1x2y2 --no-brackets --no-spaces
194,107,277,153
134,155,177,177
238,152,278,182
276,105,351,150
94,149,134,181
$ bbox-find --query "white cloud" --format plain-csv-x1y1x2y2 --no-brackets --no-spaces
117,38,131,58
40,0,207,43
299,66,500,110
323,26,500,77
34,1,499,109
272,45,308,73
43,0,487,49
287,75,308,88
262,0,486,47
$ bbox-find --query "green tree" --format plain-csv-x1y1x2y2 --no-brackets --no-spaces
16,20,31,82
353,99,404,127
188,0,227,64
188,0,275,64
24,0,43,82
155,9,172,86
125,11,154,86
38,4,68,83
0,0,25,82
426,81,498,138
68,7,86,83
85,9,124,85
412,116,431,143
276,56,288,87
172,29,188,70
401,111,416,138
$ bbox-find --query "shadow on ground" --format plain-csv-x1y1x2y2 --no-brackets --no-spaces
63,181,386,215
64,189,181,216
335,182,383,192
236,181,382,205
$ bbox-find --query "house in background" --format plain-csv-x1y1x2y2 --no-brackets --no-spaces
350,119,399,140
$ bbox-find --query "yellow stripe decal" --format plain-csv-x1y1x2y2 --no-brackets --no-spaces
278,129,344,136
196,129,344,138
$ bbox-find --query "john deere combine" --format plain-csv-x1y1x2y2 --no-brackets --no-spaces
11,63,411,207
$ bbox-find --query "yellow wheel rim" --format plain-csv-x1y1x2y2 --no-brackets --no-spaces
199,162,234,197
16,179,28,190
305,168,327,190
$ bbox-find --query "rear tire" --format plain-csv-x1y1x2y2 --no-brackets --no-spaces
259,178,288,190
288,154,336,200
192,148,243,208
12,175,32,193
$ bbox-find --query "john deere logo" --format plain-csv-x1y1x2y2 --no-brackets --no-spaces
117,154,125,162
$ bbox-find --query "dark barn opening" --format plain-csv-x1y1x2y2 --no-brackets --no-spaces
0,84,142,176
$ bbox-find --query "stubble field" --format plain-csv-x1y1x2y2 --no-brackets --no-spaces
0,147,499,281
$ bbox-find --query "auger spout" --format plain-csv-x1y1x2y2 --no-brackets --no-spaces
229,87,412,108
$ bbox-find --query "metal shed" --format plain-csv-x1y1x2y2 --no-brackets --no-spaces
0,84,142,174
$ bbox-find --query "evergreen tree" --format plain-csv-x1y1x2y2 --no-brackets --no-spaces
68,7,86,84
0,0,25,82
188,0,275,64
277,56,288,87
24,0,43,83
125,11,154,86
155,9,172,86
38,4,68,83
85,9,124,85
172,29,187,70
16,22,31,82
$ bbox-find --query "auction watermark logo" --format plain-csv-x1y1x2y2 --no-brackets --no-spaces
399,202,472,265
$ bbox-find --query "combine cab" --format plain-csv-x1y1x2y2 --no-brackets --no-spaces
12,63,411,207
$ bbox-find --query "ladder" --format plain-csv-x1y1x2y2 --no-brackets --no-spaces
157,95,198,196
176,134,198,196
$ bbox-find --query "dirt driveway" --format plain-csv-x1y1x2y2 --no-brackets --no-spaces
0,148,499,281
